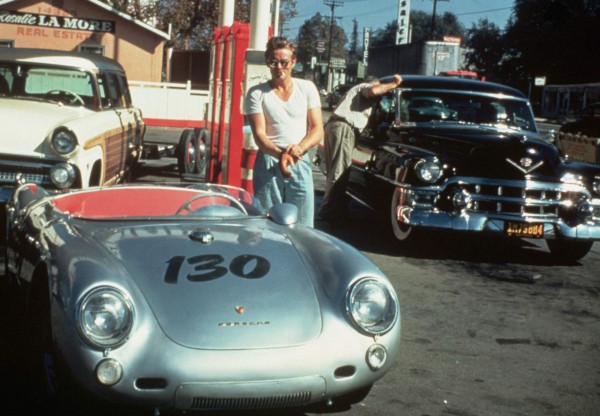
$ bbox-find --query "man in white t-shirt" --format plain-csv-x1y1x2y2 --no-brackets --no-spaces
244,37,323,227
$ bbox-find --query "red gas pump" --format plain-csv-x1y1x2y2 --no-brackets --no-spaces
205,22,251,190
176,1,273,193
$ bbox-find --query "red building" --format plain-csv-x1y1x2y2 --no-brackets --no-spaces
0,0,169,82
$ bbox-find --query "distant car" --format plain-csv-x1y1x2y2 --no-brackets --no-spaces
556,103,600,165
3,182,401,414
438,70,481,80
560,102,600,137
406,96,458,121
0,48,145,204
317,75,600,261
328,83,355,109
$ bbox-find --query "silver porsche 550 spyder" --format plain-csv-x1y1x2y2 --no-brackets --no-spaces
3,182,401,414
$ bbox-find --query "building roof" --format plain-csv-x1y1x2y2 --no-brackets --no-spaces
0,47,127,72
0,0,170,40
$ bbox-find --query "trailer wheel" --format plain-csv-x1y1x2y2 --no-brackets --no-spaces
194,128,210,176
177,129,197,175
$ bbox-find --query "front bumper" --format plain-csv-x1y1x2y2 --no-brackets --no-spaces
0,154,79,189
55,303,401,412
398,176,600,240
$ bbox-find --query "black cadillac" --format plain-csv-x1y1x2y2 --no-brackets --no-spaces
321,76,600,262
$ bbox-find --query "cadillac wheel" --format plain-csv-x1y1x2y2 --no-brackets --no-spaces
391,187,419,243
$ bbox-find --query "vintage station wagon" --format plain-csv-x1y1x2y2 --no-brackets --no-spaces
0,48,145,204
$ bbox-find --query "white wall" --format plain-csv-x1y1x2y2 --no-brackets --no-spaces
129,80,210,126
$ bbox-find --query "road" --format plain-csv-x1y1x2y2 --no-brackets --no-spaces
2,124,599,416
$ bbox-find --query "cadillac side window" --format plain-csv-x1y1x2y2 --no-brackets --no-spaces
370,92,396,139
507,100,535,131
397,91,410,123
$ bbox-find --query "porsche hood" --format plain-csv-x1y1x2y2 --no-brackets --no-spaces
94,223,323,350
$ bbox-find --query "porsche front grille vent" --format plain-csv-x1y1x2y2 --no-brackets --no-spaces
190,392,312,410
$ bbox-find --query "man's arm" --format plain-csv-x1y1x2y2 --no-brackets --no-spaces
363,74,403,99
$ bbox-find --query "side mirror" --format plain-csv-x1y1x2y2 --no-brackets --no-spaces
268,203,298,225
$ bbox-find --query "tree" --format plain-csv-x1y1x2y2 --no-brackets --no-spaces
370,21,397,48
102,0,155,20
502,0,600,87
464,19,504,81
278,0,298,35
99,0,298,50
295,13,347,65
370,11,465,47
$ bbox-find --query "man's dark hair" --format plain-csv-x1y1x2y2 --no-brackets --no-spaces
265,37,297,60
365,75,379,83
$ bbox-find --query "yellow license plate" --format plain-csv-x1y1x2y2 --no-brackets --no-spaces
504,222,544,238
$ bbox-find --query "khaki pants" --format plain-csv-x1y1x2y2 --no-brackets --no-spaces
318,119,355,219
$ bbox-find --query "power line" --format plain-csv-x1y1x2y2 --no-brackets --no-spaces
455,7,513,17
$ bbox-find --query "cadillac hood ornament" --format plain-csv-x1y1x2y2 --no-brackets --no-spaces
506,157,544,174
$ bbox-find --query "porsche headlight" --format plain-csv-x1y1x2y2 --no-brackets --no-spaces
347,278,398,335
78,287,134,349
51,129,77,155
414,159,443,183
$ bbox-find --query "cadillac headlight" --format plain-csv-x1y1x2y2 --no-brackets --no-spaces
347,278,399,335
593,175,600,196
78,287,134,349
51,129,77,154
415,159,443,183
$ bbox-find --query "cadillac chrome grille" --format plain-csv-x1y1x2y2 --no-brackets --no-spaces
190,392,312,410
462,182,579,217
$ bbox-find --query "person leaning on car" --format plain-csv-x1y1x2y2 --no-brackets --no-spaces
318,74,403,223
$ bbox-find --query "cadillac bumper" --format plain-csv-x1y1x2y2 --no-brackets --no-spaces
396,176,600,240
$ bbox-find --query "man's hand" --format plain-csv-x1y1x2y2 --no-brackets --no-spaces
279,152,297,178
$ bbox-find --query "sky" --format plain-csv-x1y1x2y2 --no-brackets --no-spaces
281,0,515,41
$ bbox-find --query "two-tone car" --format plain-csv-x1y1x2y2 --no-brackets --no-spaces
319,75,600,262
3,182,401,414
0,48,145,204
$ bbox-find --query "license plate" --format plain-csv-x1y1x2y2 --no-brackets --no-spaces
504,221,544,238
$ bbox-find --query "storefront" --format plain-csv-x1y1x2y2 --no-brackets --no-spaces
0,0,169,82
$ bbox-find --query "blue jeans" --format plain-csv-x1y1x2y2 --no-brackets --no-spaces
253,151,314,227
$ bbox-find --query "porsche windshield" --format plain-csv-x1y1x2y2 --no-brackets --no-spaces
393,90,537,132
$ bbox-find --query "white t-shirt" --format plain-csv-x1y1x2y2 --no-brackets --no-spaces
244,78,321,148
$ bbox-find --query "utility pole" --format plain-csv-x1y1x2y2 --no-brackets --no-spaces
430,0,449,40
324,0,343,91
